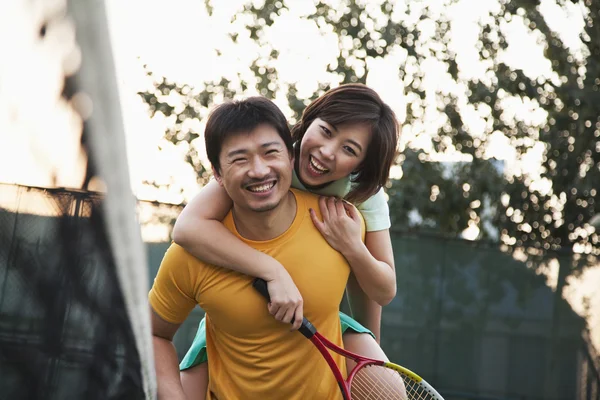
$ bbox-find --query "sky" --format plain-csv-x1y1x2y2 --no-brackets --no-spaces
100,0,583,204
0,0,589,245
0,0,586,202
0,0,86,190
0,0,588,238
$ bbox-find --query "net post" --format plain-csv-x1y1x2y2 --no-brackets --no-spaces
66,0,156,398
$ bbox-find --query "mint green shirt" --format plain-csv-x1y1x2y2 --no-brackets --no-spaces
291,170,391,232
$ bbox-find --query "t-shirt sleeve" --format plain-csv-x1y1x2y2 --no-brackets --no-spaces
148,244,198,324
356,188,391,232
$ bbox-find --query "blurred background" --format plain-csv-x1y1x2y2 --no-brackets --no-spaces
1,0,599,399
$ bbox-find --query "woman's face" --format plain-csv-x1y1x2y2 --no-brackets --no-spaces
297,118,372,188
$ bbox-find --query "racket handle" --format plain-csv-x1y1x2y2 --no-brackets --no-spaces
252,278,316,339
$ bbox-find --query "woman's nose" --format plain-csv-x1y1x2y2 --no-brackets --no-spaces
320,144,335,160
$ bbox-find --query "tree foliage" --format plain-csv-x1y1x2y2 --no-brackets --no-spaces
138,0,599,282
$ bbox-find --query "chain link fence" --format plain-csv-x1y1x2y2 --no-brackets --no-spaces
0,183,144,399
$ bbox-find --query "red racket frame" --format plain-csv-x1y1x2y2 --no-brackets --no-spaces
307,328,387,400
252,278,386,400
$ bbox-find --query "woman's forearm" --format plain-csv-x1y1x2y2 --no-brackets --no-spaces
310,199,397,306
176,218,282,280
343,244,396,306
172,180,283,279
341,227,397,306
346,273,382,340
172,180,304,327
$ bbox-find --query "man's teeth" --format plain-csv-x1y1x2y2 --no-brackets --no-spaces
310,156,329,173
247,182,275,192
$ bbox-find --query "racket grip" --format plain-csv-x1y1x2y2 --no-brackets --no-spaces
252,278,316,339
252,277,272,302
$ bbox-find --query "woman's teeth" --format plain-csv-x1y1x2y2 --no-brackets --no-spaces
309,156,329,174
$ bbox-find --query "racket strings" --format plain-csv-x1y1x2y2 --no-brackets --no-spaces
402,376,436,400
350,365,437,400
351,365,406,400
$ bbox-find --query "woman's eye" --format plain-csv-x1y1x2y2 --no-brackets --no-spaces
321,126,332,136
344,146,357,156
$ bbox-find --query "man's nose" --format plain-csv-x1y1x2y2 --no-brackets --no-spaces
248,157,270,178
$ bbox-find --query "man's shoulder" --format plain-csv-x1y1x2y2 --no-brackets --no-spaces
290,188,322,213
158,242,219,289
163,242,208,268
290,188,365,233
165,242,190,257
290,188,320,203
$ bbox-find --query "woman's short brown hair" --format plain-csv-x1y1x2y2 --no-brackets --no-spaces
291,84,399,204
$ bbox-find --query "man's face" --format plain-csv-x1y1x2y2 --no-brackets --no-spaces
214,123,294,213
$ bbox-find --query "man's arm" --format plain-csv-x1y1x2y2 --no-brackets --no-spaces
149,244,199,399
151,307,186,400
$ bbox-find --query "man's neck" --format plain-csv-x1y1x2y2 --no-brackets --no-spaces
232,191,297,241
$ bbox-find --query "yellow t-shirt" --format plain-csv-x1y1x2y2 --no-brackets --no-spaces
149,189,363,400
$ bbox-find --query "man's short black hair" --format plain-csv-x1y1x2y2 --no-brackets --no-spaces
204,97,292,172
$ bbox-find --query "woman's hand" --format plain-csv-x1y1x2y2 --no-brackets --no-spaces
311,196,397,306
309,196,363,255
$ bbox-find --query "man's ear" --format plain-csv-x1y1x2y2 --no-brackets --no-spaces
212,167,223,186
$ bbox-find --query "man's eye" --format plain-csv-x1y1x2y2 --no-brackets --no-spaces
232,158,247,163
266,149,279,155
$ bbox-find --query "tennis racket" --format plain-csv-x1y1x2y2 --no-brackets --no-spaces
253,278,444,400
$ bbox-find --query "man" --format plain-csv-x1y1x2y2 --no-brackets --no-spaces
149,97,362,399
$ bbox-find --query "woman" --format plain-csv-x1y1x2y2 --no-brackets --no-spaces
173,84,399,399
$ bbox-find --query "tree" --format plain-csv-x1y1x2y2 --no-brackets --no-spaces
458,0,599,392
461,0,599,268
138,0,598,314
139,0,507,238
